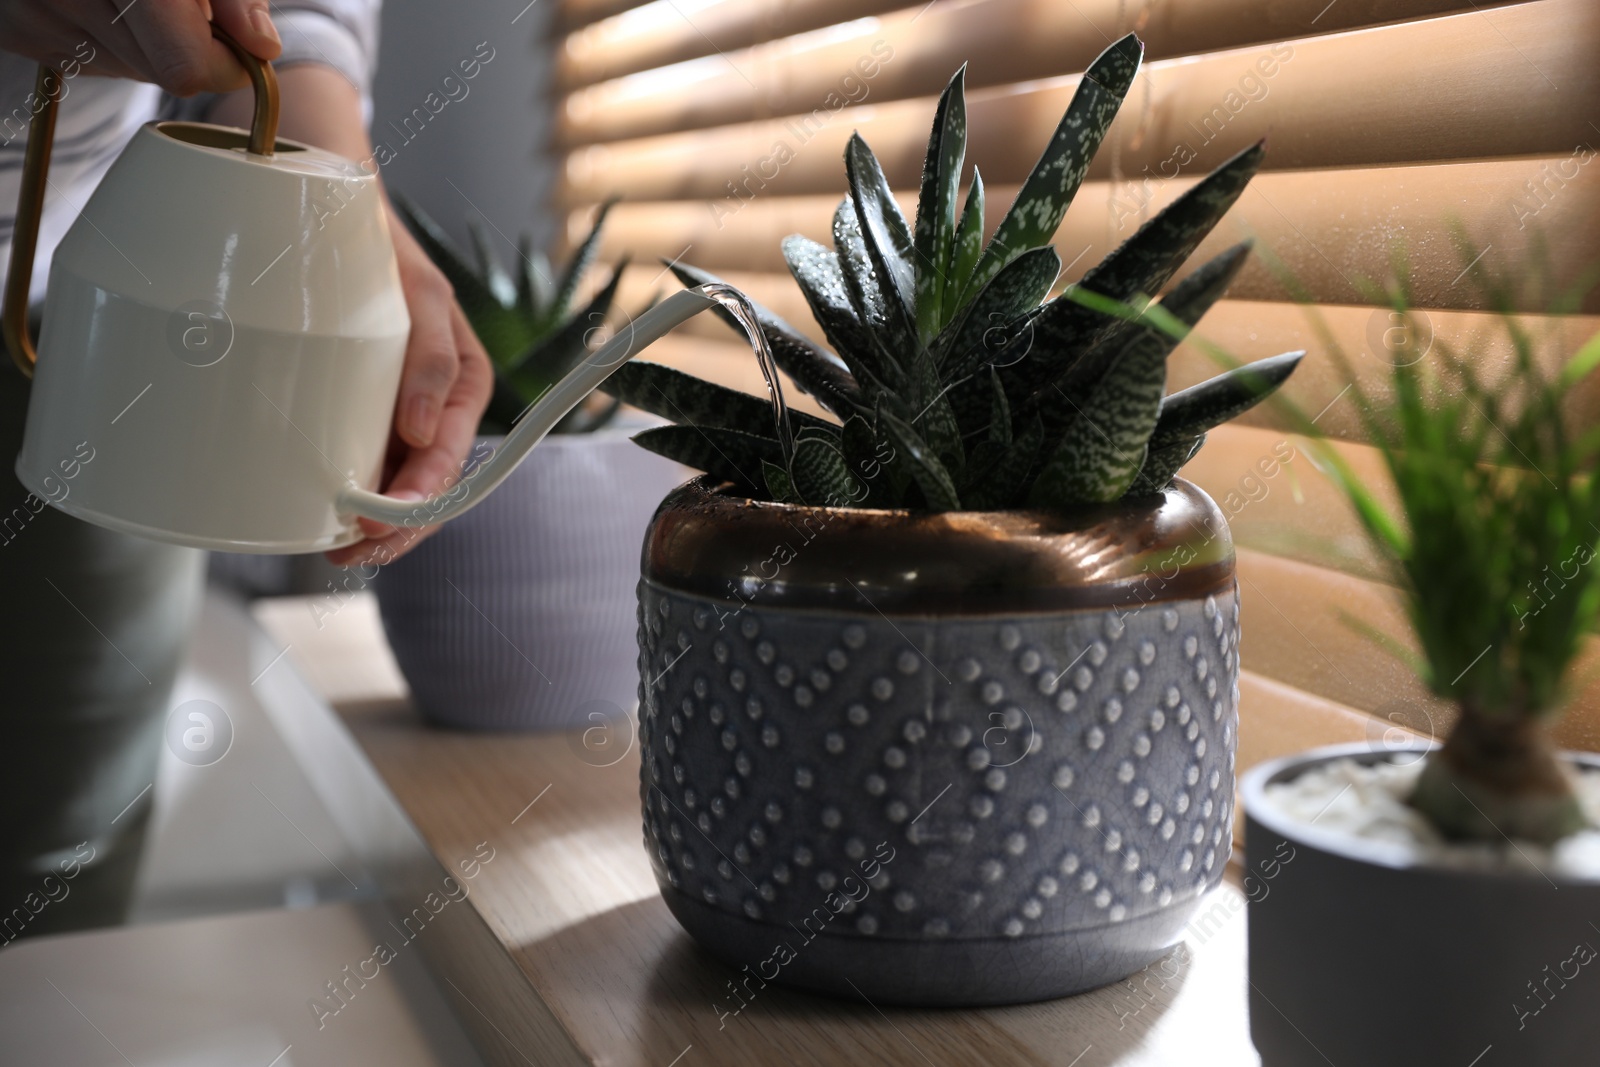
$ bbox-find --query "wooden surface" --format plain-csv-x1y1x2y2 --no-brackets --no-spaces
255,594,1262,1067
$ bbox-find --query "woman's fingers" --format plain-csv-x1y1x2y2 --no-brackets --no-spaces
208,0,281,57
391,231,464,449
332,286,494,566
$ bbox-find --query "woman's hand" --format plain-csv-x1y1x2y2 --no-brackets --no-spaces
0,0,280,94
207,66,497,567
323,212,493,568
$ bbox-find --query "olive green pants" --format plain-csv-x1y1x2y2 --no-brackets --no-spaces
0,364,203,943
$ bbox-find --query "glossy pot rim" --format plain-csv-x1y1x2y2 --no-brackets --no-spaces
1241,741,1600,885
641,475,1235,615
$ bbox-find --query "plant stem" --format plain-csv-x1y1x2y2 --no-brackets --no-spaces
1409,710,1588,846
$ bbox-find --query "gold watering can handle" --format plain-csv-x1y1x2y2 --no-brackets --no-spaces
3,24,279,378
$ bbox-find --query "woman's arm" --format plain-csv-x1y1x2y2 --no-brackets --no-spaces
209,63,493,567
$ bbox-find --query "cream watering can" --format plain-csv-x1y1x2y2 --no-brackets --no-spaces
4,27,724,553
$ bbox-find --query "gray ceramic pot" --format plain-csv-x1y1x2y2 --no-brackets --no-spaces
1244,743,1600,1066
636,476,1241,1006
377,430,685,731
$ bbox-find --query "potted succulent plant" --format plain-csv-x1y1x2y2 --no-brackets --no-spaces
606,36,1303,1005
374,200,685,731
1243,274,1600,1064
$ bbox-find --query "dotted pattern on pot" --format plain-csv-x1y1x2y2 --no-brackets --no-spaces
637,583,1240,941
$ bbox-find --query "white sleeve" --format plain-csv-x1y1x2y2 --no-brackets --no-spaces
160,0,383,125
271,0,383,104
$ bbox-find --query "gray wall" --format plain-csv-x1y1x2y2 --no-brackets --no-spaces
370,0,558,255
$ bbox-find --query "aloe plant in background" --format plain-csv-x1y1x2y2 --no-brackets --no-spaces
395,196,628,434
603,34,1303,510
1308,262,1600,845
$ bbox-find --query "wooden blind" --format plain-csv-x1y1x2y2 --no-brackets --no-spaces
552,0,1600,766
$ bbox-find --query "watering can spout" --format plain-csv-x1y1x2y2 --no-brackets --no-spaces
335,285,720,529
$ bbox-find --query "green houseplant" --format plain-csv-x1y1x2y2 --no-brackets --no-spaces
615,35,1304,1006
374,201,686,731
1242,263,1600,1064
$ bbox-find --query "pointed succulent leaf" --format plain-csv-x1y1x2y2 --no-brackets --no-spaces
392,194,534,363
762,459,798,504
552,198,617,326
964,34,1142,302
467,218,515,307
939,245,1060,377
504,263,626,394
1128,433,1206,495
790,430,862,506
668,260,863,417
881,412,961,511
840,414,896,507
632,425,778,492
1039,240,1254,423
832,197,909,387
1007,141,1266,396
963,413,1044,510
780,236,878,380
1081,142,1263,299
988,364,1012,447
1150,350,1305,449
602,360,832,439
946,168,986,320
845,135,919,354
910,355,965,474
913,65,968,344
1028,324,1171,506
514,236,553,319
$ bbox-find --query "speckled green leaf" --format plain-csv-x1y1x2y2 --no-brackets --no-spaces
632,425,777,492
1008,142,1265,397
964,412,1043,510
988,365,1012,447
881,412,961,511
791,430,862,506
780,236,878,386
833,197,910,388
963,34,1142,302
939,245,1060,377
911,353,965,474
1150,350,1305,451
603,360,831,439
946,168,986,320
1039,240,1254,433
845,135,919,355
762,460,798,504
668,260,862,417
914,66,968,343
838,414,892,507
1028,325,1170,506
1128,433,1206,495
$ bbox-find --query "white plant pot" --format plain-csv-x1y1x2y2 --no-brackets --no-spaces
1242,742,1600,1066
375,430,685,730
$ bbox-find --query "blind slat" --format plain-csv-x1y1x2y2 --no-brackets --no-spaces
559,0,651,32
564,0,1597,203
1236,548,1600,749
561,0,907,88
1178,425,1389,581
581,158,1600,312
1236,670,1416,782
558,0,1531,144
